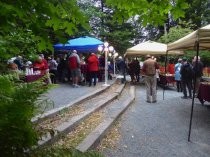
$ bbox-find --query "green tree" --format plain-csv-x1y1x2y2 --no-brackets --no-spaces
105,0,188,26
158,24,192,44
0,0,89,60
180,0,210,29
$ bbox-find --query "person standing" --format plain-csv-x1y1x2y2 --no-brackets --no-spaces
48,56,58,84
192,56,203,96
174,58,182,92
68,50,81,87
180,57,193,99
167,58,175,74
134,58,140,82
87,53,99,86
39,54,51,84
14,55,24,70
33,56,47,75
117,56,125,76
128,59,136,83
142,55,159,103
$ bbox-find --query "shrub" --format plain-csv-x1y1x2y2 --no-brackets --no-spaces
0,74,50,156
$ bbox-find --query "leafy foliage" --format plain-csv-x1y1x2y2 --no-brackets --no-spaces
0,0,89,60
0,29,39,61
158,24,192,44
184,50,210,67
180,0,210,29
0,74,50,156
105,0,189,26
101,12,136,55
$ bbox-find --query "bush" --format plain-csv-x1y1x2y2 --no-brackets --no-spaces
0,74,50,156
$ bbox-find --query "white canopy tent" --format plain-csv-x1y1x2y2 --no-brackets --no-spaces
167,24,210,142
168,24,210,51
125,40,183,57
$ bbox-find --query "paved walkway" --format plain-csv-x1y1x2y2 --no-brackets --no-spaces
43,79,210,157
43,80,115,111
103,84,210,157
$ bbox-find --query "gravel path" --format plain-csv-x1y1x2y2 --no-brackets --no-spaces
103,84,210,157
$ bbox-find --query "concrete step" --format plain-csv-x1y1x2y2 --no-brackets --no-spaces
32,79,118,124
76,85,135,152
37,82,125,148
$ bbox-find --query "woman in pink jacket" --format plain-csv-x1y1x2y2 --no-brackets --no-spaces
87,53,99,86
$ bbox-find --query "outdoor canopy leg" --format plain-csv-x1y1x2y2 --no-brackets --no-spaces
188,41,199,141
163,50,169,100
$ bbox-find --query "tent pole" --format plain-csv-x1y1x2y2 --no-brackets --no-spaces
188,41,199,142
163,50,168,100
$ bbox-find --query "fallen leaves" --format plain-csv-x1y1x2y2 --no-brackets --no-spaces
53,111,104,148
97,121,121,151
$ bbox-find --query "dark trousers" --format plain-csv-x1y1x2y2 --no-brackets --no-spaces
89,71,98,86
135,72,140,82
182,79,192,97
50,69,57,84
176,80,182,92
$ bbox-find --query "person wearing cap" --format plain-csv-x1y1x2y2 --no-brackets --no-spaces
192,56,203,96
48,56,58,84
68,50,81,87
174,58,183,92
142,54,159,103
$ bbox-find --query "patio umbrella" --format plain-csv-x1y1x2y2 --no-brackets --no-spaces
53,36,103,53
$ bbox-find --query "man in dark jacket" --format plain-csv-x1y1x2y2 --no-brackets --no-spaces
180,57,193,99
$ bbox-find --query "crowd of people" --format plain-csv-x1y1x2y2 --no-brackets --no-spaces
141,54,204,103
7,50,129,87
7,51,205,100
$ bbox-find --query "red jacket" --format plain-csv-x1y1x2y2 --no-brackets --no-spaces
167,64,175,74
87,54,99,72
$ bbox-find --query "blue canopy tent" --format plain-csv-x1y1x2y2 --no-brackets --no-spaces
53,36,103,53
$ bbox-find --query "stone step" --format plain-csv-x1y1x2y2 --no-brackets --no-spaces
76,85,135,152
32,79,118,124
37,82,126,148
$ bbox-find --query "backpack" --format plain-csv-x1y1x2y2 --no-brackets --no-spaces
69,56,78,69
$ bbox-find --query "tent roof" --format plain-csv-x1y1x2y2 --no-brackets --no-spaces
67,36,103,46
125,41,183,57
53,36,103,53
167,24,210,51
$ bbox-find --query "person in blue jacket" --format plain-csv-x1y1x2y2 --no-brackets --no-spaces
174,58,182,92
